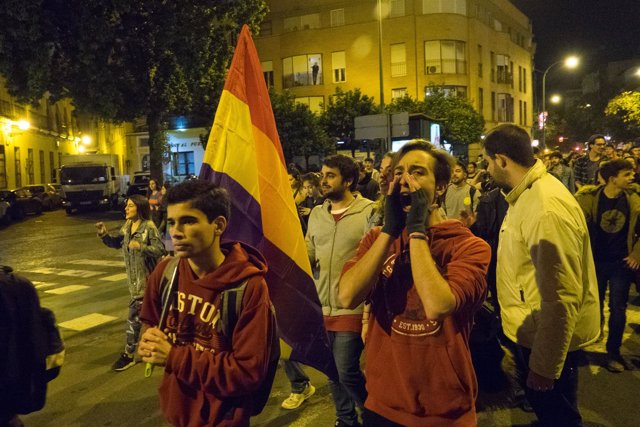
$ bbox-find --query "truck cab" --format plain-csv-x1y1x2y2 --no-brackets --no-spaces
59,154,121,214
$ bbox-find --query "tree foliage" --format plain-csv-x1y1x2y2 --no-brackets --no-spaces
605,91,640,134
320,88,379,140
270,89,334,166
0,0,267,181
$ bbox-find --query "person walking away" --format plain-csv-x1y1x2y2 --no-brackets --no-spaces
138,180,278,427
575,159,640,372
483,124,599,427
95,194,165,371
339,140,490,426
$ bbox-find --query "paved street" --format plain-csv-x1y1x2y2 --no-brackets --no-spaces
1,209,640,426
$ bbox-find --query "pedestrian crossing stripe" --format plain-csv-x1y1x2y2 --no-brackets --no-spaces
100,273,129,282
24,267,106,278
45,285,90,295
68,259,124,267
58,313,118,331
32,281,58,289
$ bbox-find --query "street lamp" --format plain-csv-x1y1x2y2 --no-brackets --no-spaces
541,55,579,148
550,94,561,104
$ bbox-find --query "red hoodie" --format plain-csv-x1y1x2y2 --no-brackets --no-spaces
342,221,490,427
140,242,275,427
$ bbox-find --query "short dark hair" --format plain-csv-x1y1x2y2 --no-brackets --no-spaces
364,157,374,163
454,160,467,172
588,134,606,145
301,172,320,187
483,124,536,168
599,159,634,183
127,194,151,221
165,179,230,222
548,151,563,160
323,154,359,191
392,139,454,188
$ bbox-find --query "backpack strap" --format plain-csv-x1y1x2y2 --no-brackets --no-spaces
158,257,180,327
469,186,477,212
218,280,249,340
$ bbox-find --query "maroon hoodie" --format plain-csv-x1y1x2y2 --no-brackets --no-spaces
342,221,490,427
140,242,275,427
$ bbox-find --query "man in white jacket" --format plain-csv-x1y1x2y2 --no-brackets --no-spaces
483,124,600,427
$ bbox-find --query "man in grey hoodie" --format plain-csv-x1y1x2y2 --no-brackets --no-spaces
306,154,374,427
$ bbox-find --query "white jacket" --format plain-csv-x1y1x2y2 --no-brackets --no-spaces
497,160,600,379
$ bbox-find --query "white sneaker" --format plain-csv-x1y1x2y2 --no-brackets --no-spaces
281,383,316,409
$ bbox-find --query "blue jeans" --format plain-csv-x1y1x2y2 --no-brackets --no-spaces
595,260,633,354
328,331,367,425
125,298,142,355
284,359,310,393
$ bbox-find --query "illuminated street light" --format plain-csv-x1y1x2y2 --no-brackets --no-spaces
16,119,31,131
550,94,561,104
542,55,580,148
81,134,92,145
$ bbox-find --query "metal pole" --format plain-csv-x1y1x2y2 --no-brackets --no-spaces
541,61,562,149
377,0,387,151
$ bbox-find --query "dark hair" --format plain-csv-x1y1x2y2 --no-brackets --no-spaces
322,154,359,191
301,172,320,187
483,124,536,168
364,157,374,163
588,134,606,145
454,160,467,173
165,179,230,222
391,139,454,188
127,194,151,221
548,151,563,160
287,166,301,182
162,182,171,191
355,160,366,172
599,159,634,183
468,161,477,168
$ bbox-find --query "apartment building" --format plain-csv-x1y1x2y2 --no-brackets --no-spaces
255,0,534,135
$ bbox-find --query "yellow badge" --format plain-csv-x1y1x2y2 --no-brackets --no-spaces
463,196,471,206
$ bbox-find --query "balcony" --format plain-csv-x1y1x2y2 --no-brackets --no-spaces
283,72,324,89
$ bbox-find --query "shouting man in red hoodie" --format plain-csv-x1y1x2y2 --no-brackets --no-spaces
339,140,491,427
138,179,278,427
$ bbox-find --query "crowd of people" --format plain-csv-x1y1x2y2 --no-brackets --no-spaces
4,124,640,427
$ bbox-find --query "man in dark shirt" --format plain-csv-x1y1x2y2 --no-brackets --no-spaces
576,159,640,372
573,134,605,189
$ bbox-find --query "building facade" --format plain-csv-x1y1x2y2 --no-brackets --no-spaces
0,78,130,190
255,0,534,141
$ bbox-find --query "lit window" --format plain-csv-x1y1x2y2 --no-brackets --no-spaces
332,51,346,83
295,97,324,114
425,85,467,98
423,0,466,15
283,54,323,88
390,0,405,17
391,44,406,77
261,61,274,87
391,88,407,100
424,40,466,74
330,9,345,27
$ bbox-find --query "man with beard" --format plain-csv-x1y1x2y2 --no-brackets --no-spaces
306,154,374,427
339,140,490,426
574,134,606,189
483,124,600,427
547,151,575,193
443,160,479,221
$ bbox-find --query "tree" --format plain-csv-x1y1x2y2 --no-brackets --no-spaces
270,89,334,167
320,88,379,156
422,89,484,146
606,91,640,136
0,0,267,181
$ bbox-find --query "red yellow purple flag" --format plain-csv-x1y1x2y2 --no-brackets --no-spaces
199,25,337,380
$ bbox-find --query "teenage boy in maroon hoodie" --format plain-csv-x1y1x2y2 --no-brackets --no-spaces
138,180,278,427
339,140,491,427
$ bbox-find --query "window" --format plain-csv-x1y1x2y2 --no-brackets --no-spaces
519,100,523,125
497,93,514,122
477,44,483,78
139,137,149,147
261,61,274,87
524,102,527,126
391,88,407,100
284,13,321,32
49,151,55,182
493,19,502,31
478,88,484,113
391,44,406,77
259,20,272,36
295,97,324,114
331,51,346,83
27,148,34,185
390,0,405,17
39,150,45,184
425,85,467,98
425,40,466,74
0,145,6,189
15,147,21,188
518,66,523,92
510,61,514,88
496,54,511,84
491,91,496,122
523,68,527,93
330,9,345,27
423,0,466,15
283,54,323,88
490,51,495,82
174,152,195,176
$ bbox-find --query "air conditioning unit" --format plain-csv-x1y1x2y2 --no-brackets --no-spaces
426,66,440,74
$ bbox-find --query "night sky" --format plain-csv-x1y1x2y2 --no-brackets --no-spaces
511,0,640,82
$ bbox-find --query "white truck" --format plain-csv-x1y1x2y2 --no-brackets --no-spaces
58,154,121,214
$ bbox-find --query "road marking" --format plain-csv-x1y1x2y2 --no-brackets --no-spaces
24,267,106,278
68,259,124,267
58,313,118,331
100,273,128,282
32,281,58,289
45,285,89,295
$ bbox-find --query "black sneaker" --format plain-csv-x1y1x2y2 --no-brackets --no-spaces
335,420,361,427
112,352,136,372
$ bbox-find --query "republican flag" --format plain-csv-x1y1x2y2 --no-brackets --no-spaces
199,25,337,379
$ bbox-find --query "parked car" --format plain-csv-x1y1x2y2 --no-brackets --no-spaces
0,200,10,225
0,189,43,220
48,183,64,198
125,172,151,197
20,184,63,210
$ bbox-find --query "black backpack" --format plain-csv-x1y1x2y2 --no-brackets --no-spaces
159,258,279,416
0,266,65,415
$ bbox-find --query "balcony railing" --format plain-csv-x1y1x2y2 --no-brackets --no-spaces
391,62,407,77
283,72,324,88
